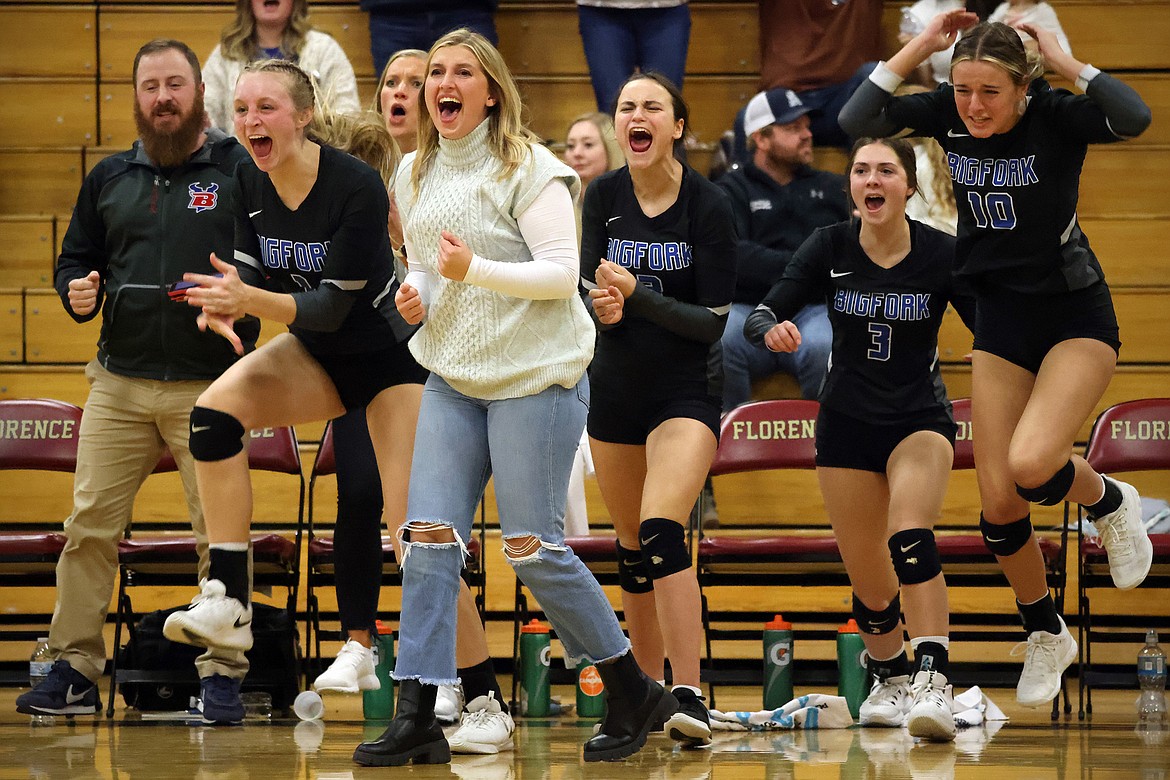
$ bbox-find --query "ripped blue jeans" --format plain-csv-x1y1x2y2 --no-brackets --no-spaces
393,373,629,685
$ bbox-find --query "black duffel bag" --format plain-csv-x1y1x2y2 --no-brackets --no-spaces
116,602,299,711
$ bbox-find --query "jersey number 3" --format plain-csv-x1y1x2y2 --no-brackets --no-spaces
966,191,1017,230
867,322,891,362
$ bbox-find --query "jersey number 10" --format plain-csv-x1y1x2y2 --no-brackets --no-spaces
966,191,1017,230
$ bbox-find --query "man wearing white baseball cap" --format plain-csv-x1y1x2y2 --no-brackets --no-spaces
716,89,849,412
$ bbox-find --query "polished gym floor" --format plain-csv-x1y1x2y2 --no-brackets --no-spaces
1,683,1167,779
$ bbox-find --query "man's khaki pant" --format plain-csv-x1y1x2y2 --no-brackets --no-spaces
50,360,248,683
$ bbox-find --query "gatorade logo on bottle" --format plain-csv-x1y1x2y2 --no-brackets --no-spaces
539,645,551,667
769,642,792,667
579,665,604,696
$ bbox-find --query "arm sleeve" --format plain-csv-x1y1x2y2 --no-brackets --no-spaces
230,175,269,290
578,180,621,331
838,64,951,140
1080,71,1153,141
54,168,109,323
623,181,737,344
578,176,608,293
461,181,580,299
744,230,830,346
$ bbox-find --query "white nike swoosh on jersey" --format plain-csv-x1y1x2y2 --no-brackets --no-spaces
900,540,922,553
607,216,622,224
946,130,971,138
830,270,853,278
65,685,88,704
249,210,263,218
191,425,211,433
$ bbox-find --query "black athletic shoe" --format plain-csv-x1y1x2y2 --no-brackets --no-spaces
199,674,244,725
666,687,711,747
16,660,100,716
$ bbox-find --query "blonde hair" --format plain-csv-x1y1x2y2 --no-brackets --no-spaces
894,84,956,220
411,29,538,194
242,60,400,185
220,0,313,63
951,21,1044,85
566,111,623,172
371,48,428,115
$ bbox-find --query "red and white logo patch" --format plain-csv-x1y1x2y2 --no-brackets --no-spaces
188,182,220,212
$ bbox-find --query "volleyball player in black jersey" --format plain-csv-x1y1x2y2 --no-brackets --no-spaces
582,72,737,747
746,138,975,741
840,13,1153,707
162,60,427,676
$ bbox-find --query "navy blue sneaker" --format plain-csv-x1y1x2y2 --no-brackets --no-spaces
199,675,244,725
16,659,100,716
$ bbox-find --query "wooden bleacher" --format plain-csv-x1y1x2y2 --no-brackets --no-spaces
0,0,1166,672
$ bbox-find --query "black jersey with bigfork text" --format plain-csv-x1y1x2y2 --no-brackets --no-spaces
232,145,413,355
882,81,1123,294
581,165,737,396
755,219,976,422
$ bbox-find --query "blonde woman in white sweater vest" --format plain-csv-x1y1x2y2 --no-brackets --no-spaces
352,30,676,767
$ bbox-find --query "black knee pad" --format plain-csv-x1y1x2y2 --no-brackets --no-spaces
638,517,690,580
1015,459,1075,506
852,592,902,636
616,542,653,594
189,406,246,462
980,513,1033,557
888,528,942,585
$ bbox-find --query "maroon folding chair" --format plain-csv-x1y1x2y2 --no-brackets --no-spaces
0,399,81,684
1077,398,1170,718
109,426,304,715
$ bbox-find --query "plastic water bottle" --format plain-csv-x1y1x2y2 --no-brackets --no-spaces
763,615,794,709
1137,629,1168,724
899,7,921,38
29,637,54,726
363,621,395,720
519,619,551,716
837,619,868,720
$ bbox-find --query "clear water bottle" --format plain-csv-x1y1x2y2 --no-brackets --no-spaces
900,7,922,38
29,637,54,726
1137,629,1168,724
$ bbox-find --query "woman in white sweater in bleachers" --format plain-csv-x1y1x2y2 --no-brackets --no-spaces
203,0,360,132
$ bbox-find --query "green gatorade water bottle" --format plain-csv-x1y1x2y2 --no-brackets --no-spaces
763,614,794,709
519,619,551,716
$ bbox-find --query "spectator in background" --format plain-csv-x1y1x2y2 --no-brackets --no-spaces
577,0,691,112
895,85,958,234
360,0,498,77
564,112,623,196
900,0,966,87
718,89,847,411
203,0,360,133
733,0,882,158
15,39,257,725
990,0,1072,54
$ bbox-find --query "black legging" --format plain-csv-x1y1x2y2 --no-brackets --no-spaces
330,407,385,634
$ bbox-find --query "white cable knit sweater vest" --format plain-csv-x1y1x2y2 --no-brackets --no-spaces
396,121,594,400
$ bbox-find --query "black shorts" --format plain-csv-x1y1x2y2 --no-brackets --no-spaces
971,281,1121,374
815,405,956,473
308,338,428,412
588,380,722,445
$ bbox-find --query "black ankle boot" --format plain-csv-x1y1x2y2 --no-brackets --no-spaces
352,680,450,767
583,653,678,762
